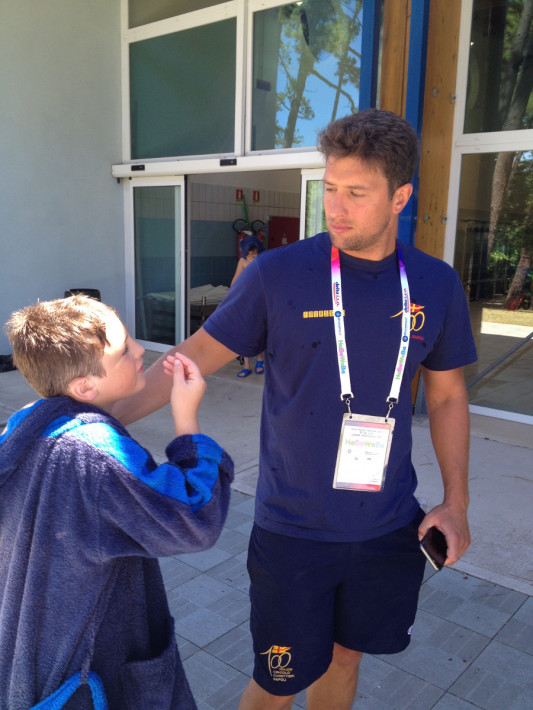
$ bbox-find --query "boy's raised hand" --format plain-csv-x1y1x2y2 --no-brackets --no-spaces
163,352,206,437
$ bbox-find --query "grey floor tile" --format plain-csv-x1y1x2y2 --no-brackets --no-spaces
495,596,533,655
160,556,201,591
178,607,239,647
207,554,251,593
178,571,242,606
205,622,254,675
431,695,483,709
353,655,444,709
195,702,216,710
230,495,256,517
184,650,242,703
213,526,251,556
380,610,490,690
229,490,254,507
168,595,202,623
176,633,200,661
422,563,439,585
450,640,533,709
419,570,526,637
179,545,233,572
224,507,256,531
293,690,307,708
234,519,254,537
209,588,250,626
201,671,251,709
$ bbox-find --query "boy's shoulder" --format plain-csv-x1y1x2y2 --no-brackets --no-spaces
39,400,147,472
2,397,142,471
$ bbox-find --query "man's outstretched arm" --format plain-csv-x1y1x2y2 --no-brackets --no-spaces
418,365,471,566
112,327,237,425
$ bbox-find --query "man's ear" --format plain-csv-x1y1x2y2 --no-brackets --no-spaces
66,376,99,403
392,183,413,214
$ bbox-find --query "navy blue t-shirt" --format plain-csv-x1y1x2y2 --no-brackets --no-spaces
205,233,477,542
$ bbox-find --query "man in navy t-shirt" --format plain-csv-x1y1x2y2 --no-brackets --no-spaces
116,109,477,710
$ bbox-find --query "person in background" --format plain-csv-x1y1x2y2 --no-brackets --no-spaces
231,233,265,377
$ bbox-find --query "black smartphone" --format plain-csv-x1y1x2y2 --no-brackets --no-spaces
420,526,447,571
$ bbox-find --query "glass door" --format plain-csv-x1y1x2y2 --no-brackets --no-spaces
300,168,326,240
130,179,185,349
446,0,533,423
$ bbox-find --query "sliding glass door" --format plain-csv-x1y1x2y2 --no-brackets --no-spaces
131,179,185,348
447,0,533,422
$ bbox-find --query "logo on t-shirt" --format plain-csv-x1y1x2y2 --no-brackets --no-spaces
302,309,344,319
261,645,294,682
391,303,426,340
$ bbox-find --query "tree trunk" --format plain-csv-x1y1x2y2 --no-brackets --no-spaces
498,0,533,120
502,247,532,309
487,152,518,256
283,44,314,148
487,3,533,256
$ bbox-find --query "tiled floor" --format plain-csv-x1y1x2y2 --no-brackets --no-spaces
464,322,533,418
2,359,531,707
164,488,533,710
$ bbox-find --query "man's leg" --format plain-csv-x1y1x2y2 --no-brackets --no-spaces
306,643,362,710
243,526,344,707
239,679,296,710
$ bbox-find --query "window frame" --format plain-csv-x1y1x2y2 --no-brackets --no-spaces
444,0,533,425
119,0,382,170
123,175,186,349
121,0,244,163
445,0,533,265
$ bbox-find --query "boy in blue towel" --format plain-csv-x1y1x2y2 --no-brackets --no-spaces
0,295,234,710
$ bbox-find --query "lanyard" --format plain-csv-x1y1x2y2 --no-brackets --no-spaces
331,244,411,420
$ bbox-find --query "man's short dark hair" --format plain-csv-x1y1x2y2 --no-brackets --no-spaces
318,109,419,196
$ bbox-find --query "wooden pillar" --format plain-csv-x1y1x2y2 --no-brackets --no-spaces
380,1,463,405
416,1,462,260
380,0,411,114
380,0,462,261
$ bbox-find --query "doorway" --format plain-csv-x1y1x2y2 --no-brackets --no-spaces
128,168,318,348
130,178,185,349
186,169,303,334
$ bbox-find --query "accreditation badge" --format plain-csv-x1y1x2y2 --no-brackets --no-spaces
333,414,395,492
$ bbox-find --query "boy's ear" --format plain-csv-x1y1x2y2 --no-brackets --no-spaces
66,376,99,403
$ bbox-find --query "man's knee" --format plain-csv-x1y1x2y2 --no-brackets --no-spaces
239,678,296,710
332,643,363,669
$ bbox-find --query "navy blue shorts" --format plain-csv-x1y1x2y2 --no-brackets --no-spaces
247,509,426,696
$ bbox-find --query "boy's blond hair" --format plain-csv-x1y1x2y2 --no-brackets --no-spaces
5,295,116,398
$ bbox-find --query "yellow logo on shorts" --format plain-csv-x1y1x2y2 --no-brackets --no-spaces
261,645,295,682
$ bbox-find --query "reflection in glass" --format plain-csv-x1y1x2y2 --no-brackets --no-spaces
304,180,327,238
129,0,228,28
252,0,367,150
465,0,533,133
130,20,236,158
134,186,181,345
454,152,533,417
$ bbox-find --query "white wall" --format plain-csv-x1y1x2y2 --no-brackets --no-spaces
0,0,123,352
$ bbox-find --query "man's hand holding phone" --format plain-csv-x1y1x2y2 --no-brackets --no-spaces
420,526,448,571
418,500,470,569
